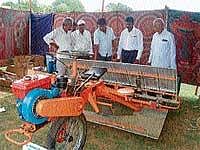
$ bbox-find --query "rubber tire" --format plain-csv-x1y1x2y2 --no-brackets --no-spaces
47,114,87,150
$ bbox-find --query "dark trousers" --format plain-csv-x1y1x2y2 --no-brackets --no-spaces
121,49,138,63
97,53,112,61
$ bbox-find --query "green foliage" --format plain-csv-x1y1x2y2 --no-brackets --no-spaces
52,0,85,12
1,1,18,9
1,0,85,13
1,0,46,12
106,2,133,12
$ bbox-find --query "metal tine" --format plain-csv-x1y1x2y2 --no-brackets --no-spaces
108,62,122,84
139,65,147,89
121,63,128,84
111,62,122,83
157,68,176,93
125,63,134,85
171,69,177,93
158,68,166,91
167,69,174,92
126,63,133,86
169,69,175,93
138,65,145,89
142,66,158,90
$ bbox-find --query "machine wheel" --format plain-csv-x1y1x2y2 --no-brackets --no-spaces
47,114,87,150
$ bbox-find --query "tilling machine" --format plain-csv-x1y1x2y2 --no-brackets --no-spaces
5,52,180,149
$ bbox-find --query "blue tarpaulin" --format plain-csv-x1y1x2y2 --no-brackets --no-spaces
31,13,53,55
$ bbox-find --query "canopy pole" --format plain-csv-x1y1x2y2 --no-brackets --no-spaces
101,0,105,13
29,0,32,12
28,0,32,55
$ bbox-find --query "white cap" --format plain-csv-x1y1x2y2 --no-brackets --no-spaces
63,17,73,24
77,19,86,25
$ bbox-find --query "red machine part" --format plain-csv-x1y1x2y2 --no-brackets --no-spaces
12,74,51,99
56,122,68,143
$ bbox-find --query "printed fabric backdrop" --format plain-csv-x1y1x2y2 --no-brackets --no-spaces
0,8,29,65
1,8,200,85
53,10,166,64
168,9,200,85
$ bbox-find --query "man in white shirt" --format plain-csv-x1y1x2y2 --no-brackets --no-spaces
94,18,116,61
117,16,143,64
43,17,73,75
148,18,176,69
71,19,93,59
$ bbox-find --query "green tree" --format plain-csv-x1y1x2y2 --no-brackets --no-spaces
52,0,85,12
106,2,133,12
1,0,85,13
1,0,49,12
1,1,18,9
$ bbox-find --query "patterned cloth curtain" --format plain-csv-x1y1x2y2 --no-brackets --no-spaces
0,8,199,85
0,8,29,65
168,9,200,85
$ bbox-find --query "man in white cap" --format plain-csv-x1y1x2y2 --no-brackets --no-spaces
71,19,93,59
148,18,179,94
43,17,73,75
148,18,176,69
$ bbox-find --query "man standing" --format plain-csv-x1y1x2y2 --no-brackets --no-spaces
117,16,143,64
43,17,73,75
148,18,176,69
94,18,116,61
71,19,93,59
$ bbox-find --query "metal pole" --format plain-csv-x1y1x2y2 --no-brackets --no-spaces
29,13,32,55
28,0,32,55
165,5,169,29
29,0,32,12
101,0,105,13
18,0,21,10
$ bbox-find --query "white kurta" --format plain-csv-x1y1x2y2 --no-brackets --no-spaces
43,27,73,75
117,27,143,60
71,29,93,54
148,29,176,69
43,27,73,53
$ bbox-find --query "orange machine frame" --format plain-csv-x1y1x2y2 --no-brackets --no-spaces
5,54,180,146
